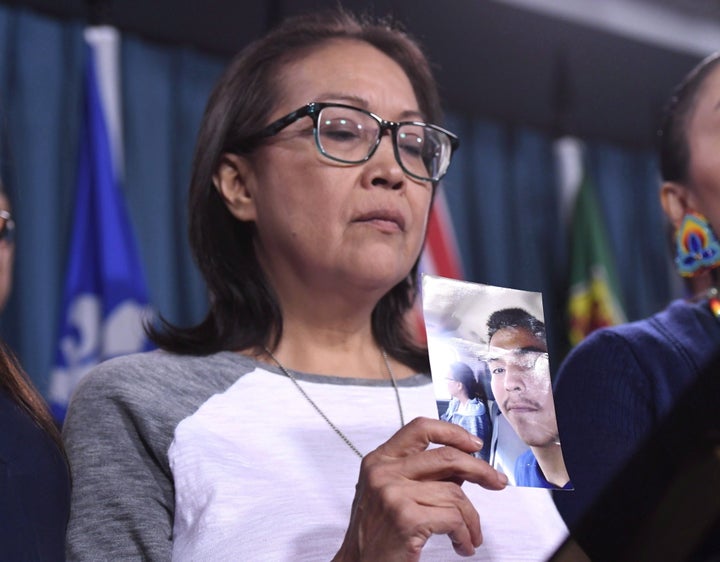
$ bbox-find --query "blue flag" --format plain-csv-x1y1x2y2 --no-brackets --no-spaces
49,30,153,422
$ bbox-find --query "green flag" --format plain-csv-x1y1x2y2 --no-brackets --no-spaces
567,174,626,346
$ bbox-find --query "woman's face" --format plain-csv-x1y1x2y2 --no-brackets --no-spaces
684,64,720,229
446,377,462,399
228,39,432,302
0,193,14,312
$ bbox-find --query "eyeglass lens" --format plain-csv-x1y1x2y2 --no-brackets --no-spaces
0,211,15,243
316,106,452,181
504,351,548,372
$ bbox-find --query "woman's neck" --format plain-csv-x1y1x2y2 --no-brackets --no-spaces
260,326,403,380
687,268,720,298
253,272,417,379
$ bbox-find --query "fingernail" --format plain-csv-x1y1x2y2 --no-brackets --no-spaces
498,472,509,485
472,438,483,449
451,537,475,556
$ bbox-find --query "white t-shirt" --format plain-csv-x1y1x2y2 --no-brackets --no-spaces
170,366,568,561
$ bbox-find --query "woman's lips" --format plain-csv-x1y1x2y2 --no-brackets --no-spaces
353,210,406,232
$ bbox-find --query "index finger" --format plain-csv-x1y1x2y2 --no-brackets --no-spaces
375,417,486,458
400,445,507,490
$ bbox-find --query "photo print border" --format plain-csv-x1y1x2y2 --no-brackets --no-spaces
422,274,573,490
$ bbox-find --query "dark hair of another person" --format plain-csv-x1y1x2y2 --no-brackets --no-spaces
658,52,720,183
448,361,486,402
0,339,64,454
148,9,444,373
486,307,546,342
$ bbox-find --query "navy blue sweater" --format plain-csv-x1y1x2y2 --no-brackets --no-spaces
0,390,70,561
552,298,720,528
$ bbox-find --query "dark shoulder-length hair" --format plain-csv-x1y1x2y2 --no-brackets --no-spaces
658,52,720,184
149,9,444,373
0,339,64,454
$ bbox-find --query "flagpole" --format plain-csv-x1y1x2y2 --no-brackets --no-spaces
84,26,124,182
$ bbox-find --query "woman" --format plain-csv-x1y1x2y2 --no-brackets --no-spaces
0,187,70,561
64,10,567,561
441,361,492,461
552,53,720,542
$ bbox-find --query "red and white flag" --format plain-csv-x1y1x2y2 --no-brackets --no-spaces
413,188,464,342
421,189,463,280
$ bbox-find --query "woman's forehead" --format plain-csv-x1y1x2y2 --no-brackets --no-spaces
690,65,720,119
272,39,419,116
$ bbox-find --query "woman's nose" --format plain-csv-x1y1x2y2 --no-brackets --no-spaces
366,133,405,190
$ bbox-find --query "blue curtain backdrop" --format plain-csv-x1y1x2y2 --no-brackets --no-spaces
0,5,673,398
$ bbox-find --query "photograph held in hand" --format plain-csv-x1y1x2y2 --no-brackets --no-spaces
423,274,573,489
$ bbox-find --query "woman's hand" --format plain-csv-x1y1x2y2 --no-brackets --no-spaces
333,417,508,562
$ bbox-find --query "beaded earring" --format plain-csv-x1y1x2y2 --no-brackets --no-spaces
674,212,720,278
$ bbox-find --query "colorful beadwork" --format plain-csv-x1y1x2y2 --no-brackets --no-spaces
675,212,720,278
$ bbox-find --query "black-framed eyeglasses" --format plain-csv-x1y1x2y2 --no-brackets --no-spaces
242,102,460,182
0,210,15,244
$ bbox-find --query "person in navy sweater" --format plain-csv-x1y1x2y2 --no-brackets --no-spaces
0,186,70,561
553,52,720,538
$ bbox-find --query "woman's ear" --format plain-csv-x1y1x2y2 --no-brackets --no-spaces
213,153,257,222
660,181,692,229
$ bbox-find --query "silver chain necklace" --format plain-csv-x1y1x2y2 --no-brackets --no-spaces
263,347,405,458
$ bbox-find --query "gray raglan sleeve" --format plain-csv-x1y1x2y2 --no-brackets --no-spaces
63,359,177,562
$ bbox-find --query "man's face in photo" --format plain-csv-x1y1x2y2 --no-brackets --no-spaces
487,326,559,448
